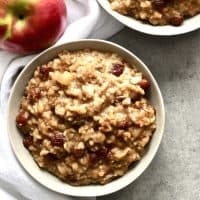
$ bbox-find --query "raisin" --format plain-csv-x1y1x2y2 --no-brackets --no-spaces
16,112,28,127
138,78,150,90
97,147,108,158
89,147,108,163
51,133,64,146
45,153,58,161
23,135,33,148
72,149,84,158
118,120,129,129
152,0,167,9
106,151,113,160
105,143,114,149
67,175,77,182
169,15,184,26
89,153,98,163
39,65,52,79
111,64,124,76
28,87,41,101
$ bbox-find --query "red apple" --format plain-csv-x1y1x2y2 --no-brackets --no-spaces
0,0,67,54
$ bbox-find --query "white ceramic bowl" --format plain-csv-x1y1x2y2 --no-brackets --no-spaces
98,0,200,36
7,39,165,197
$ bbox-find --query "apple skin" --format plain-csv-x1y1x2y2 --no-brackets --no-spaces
0,0,67,54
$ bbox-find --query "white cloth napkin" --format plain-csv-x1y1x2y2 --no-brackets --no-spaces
0,0,123,199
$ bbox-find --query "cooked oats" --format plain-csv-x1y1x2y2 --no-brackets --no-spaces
109,0,200,26
16,49,156,185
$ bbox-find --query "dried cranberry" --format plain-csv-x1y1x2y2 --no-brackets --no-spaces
23,135,33,148
39,65,52,78
169,15,184,26
111,64,124,76
51,133,64,146
138,78,150,90
16,112,28,127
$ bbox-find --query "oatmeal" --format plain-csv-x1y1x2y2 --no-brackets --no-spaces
16,49,156,185
109,0,200,26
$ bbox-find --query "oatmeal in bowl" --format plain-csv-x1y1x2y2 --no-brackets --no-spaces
108,0,200,26
98,0,200,36
8,40,165,196
16,49,156,185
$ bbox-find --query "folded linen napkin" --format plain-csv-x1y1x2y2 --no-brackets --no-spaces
0,0,123,199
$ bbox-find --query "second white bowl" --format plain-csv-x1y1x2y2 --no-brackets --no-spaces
98,0,200,36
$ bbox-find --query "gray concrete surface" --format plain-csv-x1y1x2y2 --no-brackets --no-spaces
98,28,200,200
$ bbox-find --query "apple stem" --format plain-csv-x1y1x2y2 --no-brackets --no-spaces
8,0,32,19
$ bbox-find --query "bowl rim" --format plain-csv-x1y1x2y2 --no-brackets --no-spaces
7,39,165,197
97,0,200,36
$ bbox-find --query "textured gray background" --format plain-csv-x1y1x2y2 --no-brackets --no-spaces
97,28,200,200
